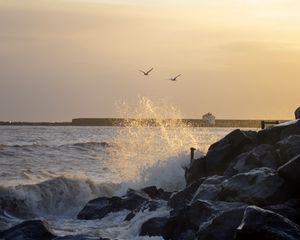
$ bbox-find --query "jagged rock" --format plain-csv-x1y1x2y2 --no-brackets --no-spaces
168,179,204,210
224,144,280,177
124,200,162,221
277,135,300,164
258,120,300,145
266,199,300,225
141,200,245,240
140,217,169,238
185,156,207,185
278,154,300,191
53,236,109,240
295,107,300,119
220,167,290,206
197,207,246,240
0,220,55,240
191,175,225,202
205,129,257,176
141,186,172,201
168,200,245,238
235,206,300,240
77,189,149,220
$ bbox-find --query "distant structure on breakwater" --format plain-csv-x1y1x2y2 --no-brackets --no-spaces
0,118,289,128
202,113,216,126
71,118,287,128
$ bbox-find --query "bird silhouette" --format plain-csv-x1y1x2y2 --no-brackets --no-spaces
139,67,154,76
170,74,181,81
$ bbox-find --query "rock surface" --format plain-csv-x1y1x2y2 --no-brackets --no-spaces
77,189,150,220
278,154,300,189
220,167,290,206
295,107,300,119
235,206,300,240
0,220,55,240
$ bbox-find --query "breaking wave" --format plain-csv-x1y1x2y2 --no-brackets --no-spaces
0,176,119,219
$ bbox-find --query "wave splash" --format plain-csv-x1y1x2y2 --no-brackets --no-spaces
109,97,204,192
0,176,119,219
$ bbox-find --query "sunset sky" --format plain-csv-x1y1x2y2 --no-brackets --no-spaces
0,0,299,121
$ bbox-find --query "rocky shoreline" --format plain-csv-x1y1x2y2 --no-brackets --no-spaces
1,119,300,239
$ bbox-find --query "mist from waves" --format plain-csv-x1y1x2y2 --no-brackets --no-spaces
108,97,218,193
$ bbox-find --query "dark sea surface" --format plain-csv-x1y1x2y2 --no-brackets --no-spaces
0,126,248,238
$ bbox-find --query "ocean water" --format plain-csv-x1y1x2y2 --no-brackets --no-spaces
0,125,240,238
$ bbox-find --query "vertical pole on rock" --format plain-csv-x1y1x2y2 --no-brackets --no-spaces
190,147,196,161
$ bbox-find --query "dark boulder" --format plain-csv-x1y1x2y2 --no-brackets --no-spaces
235,206,300,240
168,179,204,210
224,144,280,177
169,200,245,238
277,135,300,164
258,120,300,145
141,200,245,240
53,236,109,240
278,154,300,192
205,129,257,176
197,207,246,240
124,200,162,221
295,107,300,119
185,156,208,185
141,186,172,201
77,189,149,220
266,199,300,225
191,175,225,202
140,216,197,240
139,217,169,238
220,167,290,206
0,220,55,240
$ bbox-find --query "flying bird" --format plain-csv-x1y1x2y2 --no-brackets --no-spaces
139,67,154,76
170,74,181,81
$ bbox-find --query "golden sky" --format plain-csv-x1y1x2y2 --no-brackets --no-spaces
0,0,299,121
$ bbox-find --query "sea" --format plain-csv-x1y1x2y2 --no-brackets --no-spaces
0,124,244,239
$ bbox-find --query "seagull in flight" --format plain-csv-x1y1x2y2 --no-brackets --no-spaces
139,67,154,76
170,74,181,81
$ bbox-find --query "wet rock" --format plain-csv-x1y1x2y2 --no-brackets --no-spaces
266,199,300,225
277,135,300,164
205,129,257,176
140,217,169,238
169,200,245,238
185,156,208,185
191,175,225,202
77,189,149,220
168,179,204,210
258,120,300,145
235,206,300,240
141,200,245,240
197,207,246,240
220,167,290,206
224,144,280,177
0,220,55,240
278,154,300,191
141,186,172,201
124,200,162,221
53,236,109,240
295,107,300,119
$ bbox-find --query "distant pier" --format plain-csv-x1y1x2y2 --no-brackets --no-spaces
0,118,288,128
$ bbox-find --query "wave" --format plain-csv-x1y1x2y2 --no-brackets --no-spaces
0,176,119,219
0,141,111,148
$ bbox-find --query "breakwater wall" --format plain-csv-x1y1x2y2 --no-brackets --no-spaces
0,118,288,128
71,118,288,128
